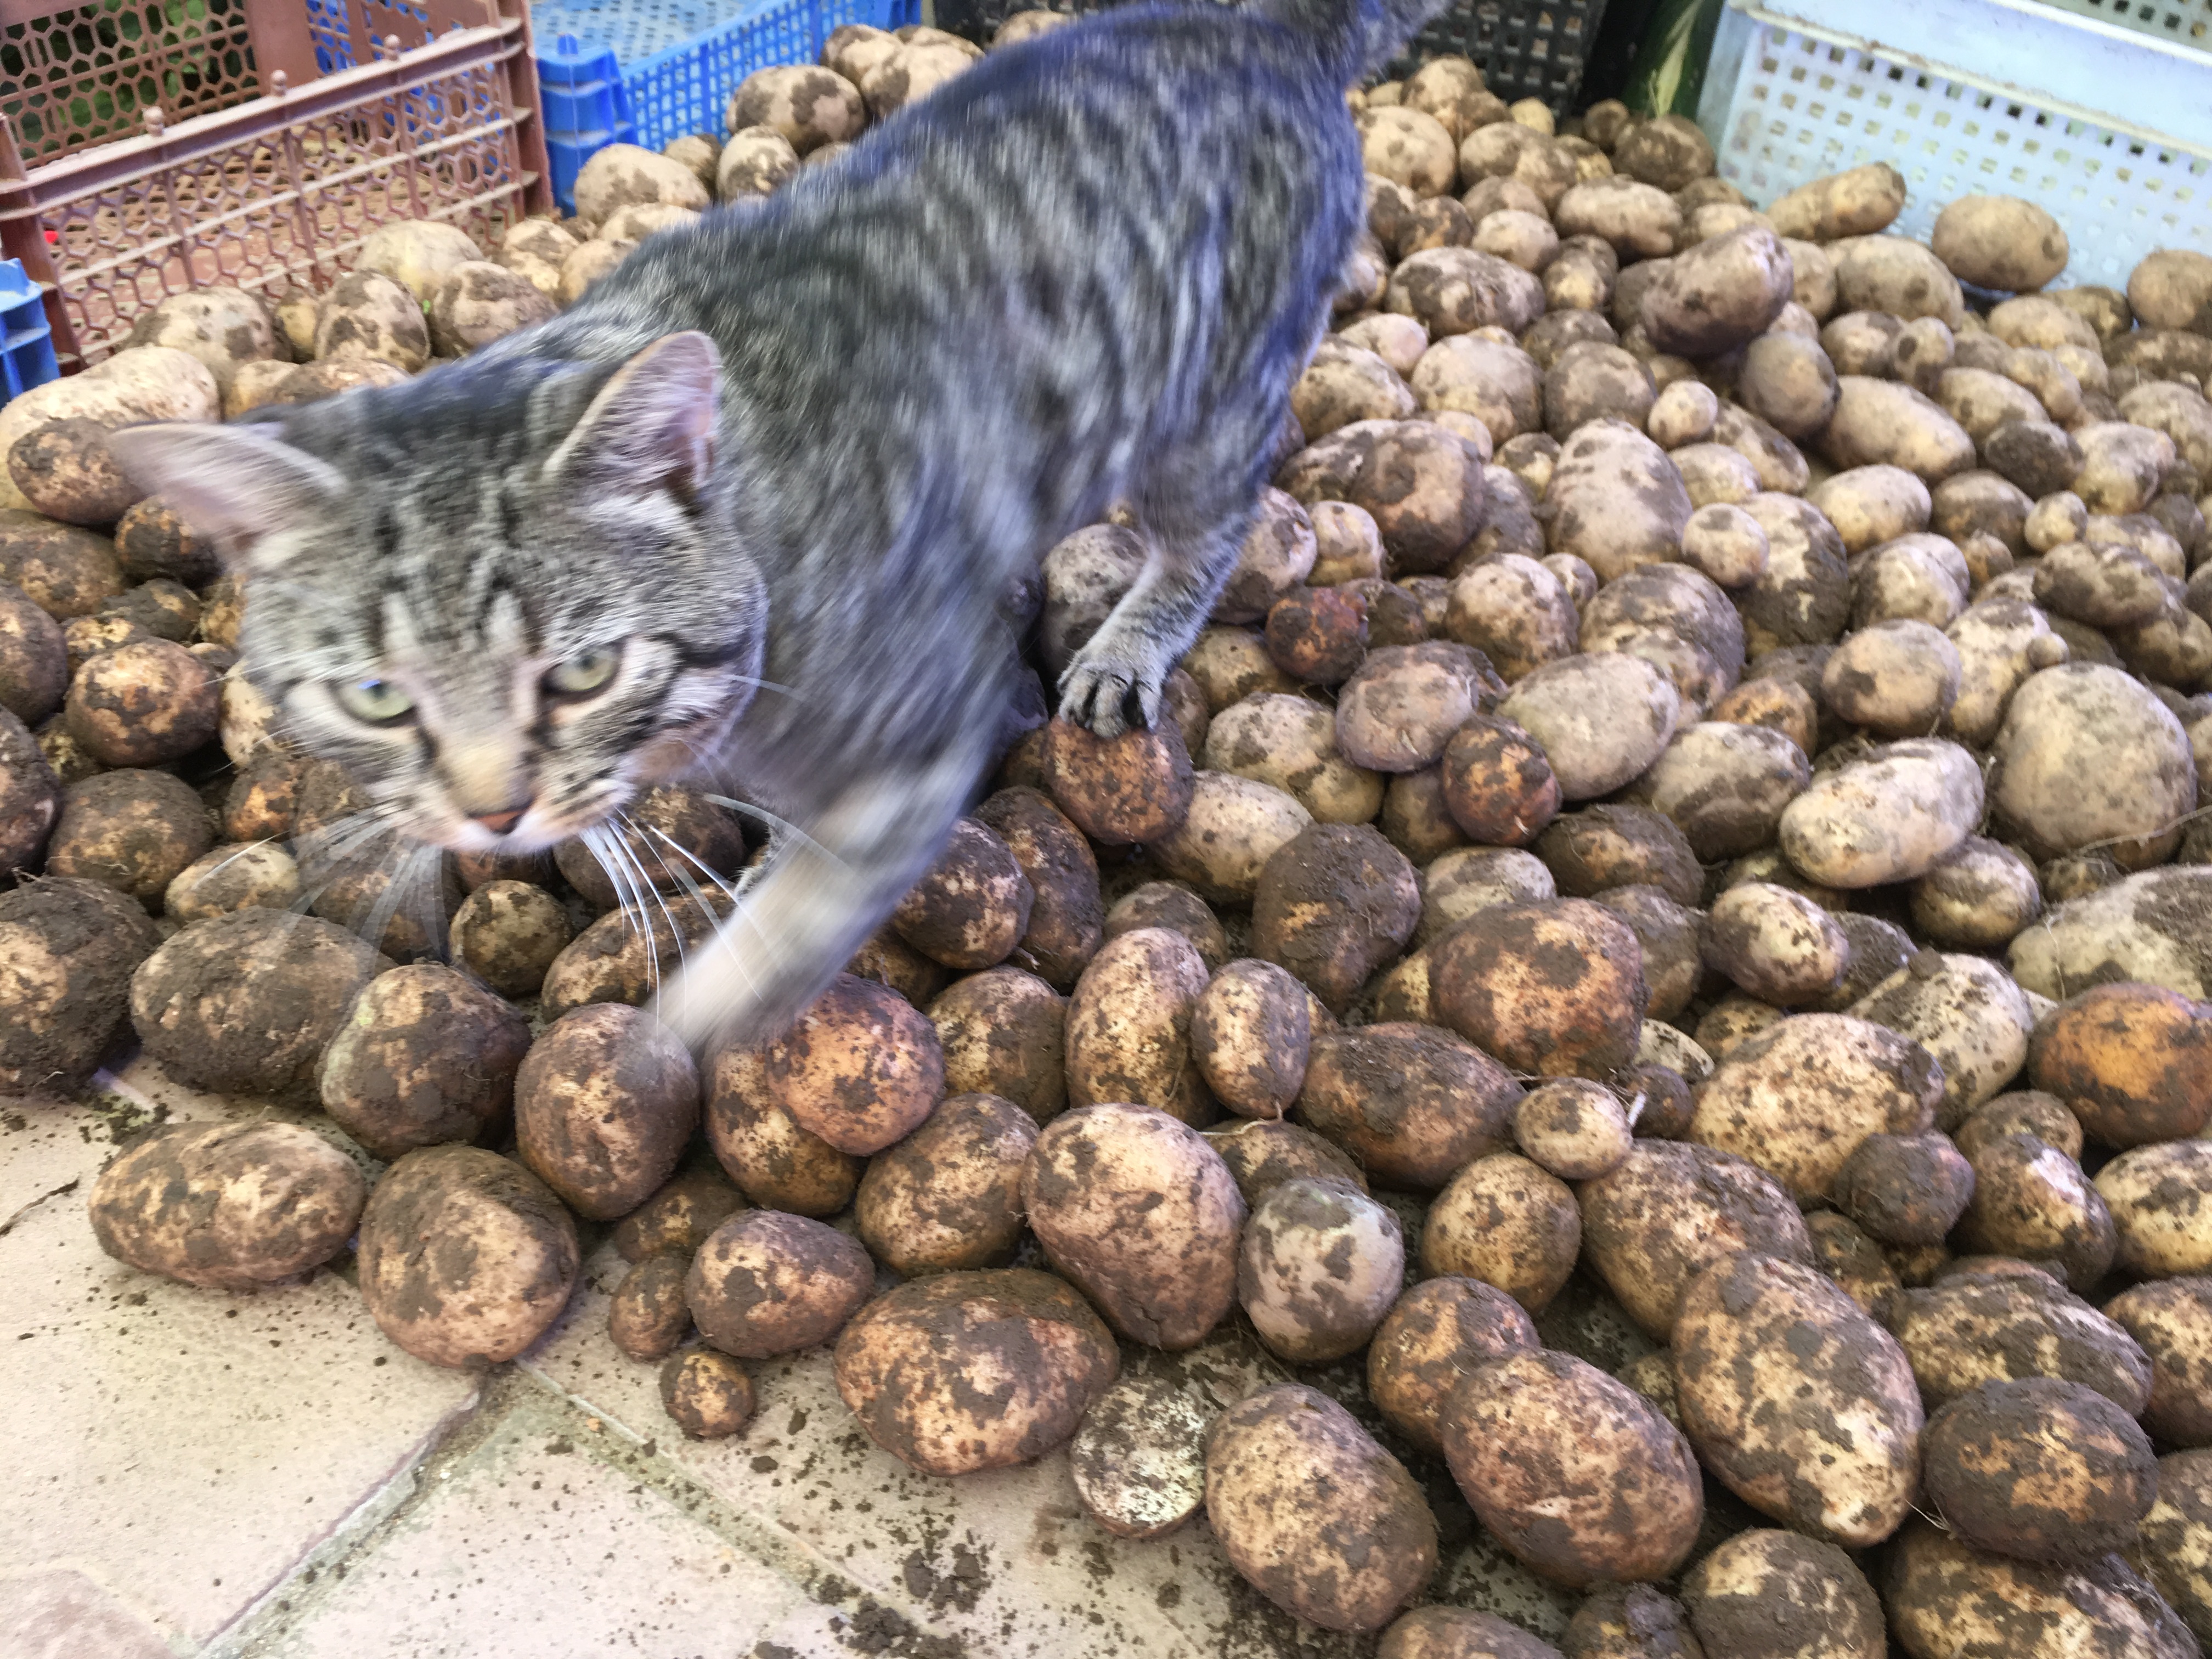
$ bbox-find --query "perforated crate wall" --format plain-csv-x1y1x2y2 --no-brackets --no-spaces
2,0,264,166
526,0,762,70
536,0,917,157
1701,4,2212,286
930,0,1609,109
2028,0,2211,52
0,0,550,370
1390,0,1611,110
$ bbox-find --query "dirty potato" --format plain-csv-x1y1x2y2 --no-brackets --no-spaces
703,1042,862,1216
1297,1022,1521,1190
317,963,532,1161
1239,1176,1404,1363
1205,1385,1438,1633
836,1269,1119,1476
855,1092,1036,1276
760,972,943,1155
1673,1251,1925,1547
1022,1102,1245,1349
1190,957,1312,1120
686,1208,874,1358
1431,898,1648,1079
90,1120,365,1289
357,1146,579,1368
1442,1348,1703,1587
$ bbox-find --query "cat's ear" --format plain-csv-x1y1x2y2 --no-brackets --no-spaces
546,331,720,506
107,421,345,574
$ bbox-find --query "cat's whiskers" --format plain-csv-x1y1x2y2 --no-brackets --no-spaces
701,794,845,872
640,827,769,1003
582,821,665,990
614,812,701,990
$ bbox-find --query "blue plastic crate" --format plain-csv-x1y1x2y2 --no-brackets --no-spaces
536,0,922,211
540,33,642,214
0,260,60,403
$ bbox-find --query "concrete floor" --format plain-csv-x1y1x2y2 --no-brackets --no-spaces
2,1054,1579,1659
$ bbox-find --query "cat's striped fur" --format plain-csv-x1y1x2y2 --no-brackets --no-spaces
114,0,1448,1054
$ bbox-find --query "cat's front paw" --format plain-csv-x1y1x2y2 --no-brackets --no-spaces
1058,650,1161,741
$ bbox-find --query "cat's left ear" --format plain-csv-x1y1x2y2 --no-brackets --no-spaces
547,331,720,506
107,421,347,575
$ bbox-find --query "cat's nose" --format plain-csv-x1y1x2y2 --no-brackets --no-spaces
469,803,531,835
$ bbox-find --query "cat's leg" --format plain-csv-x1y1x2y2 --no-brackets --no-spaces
1057,430,1272,740
648,733,991,1056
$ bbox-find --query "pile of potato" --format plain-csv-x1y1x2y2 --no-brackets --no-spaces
8,14,2212,1655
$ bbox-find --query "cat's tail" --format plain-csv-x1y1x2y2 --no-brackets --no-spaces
1248,0,1453,80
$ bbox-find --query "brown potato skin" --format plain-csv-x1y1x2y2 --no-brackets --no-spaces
1381,1607,1564,1659
130,907,390,1099
1251,823,1421,1014
1923,1376,2155,1564
1420,1152,1581,1312
973,785,1103,989
685,1209,874,1359
1688,1013,1944,1205
50,766,213,909
889,815,1034,970
1432,898,1649,1079
610,1254,692,1360
1681,1531,1883,1659
1189,957,1311,1120
659,1348,756,1439
1442,1348,1703,1589
0,874,161,1096
1883,1515,2198,1659
927,965,1067,1125
855,1091,1036,1276
1578,1141,1814,1340
91,1120,366,1289
833,1267,1118,1476
449,879,572,1000
2029,981,2212,1148
1835,1130,1976,1247
1368,1276,1540,1458
357,1145,580,1369
1063,926,1212,1124
1205,1384,1437,1634
1882,1271,2153,1413
2136,1449,2212,1652
761,972,944,1155
317,964,532,1162
514,1004,700,1222
1561,1584,1701,1659
2106,1279,2212,1447
1020,1101,1244,1350
1202,1117,1367,1205
1954,1130,2117,1291
1298,1021,1522,1190
1042,716,1194,845
611,1161,747,1262
1673,1251,1925,1549
702,1042,861,1216
1439,713,1561,846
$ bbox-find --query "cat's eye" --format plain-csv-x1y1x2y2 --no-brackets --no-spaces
544,647,620,698
335,677,415,725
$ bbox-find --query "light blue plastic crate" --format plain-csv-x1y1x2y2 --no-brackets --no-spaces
1697,0,2212,285
536,0,922,204
0,259,60,403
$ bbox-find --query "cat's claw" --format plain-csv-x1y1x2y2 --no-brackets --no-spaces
1058,654,1160,741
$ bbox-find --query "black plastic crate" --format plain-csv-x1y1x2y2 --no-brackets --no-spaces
930,0,1610,109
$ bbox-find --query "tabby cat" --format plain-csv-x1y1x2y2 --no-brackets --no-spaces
114,0,1447,1053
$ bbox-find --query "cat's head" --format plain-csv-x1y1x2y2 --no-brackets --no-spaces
114,331,765,856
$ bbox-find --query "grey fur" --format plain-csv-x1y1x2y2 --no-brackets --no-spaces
111,0,1447,1056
